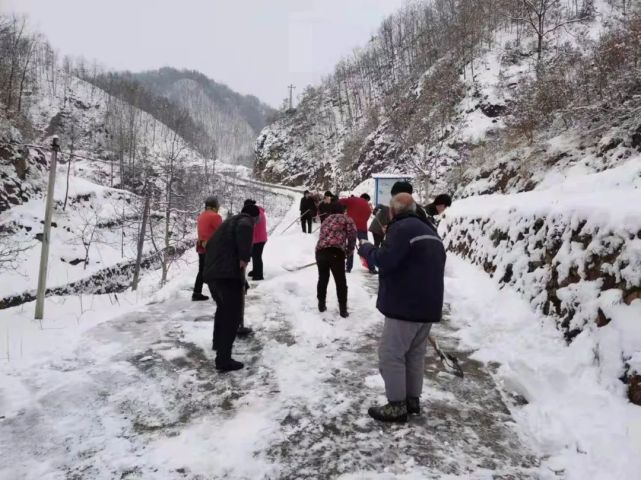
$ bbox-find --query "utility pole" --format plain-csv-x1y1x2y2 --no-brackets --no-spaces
288,84,296,110
35,136,60,320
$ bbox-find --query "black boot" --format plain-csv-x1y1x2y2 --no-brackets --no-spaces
215,358,244,372
237,325,253,337
407,397,420,415
192,293,209,301
339,304,349,318
368,401,408,423
318,299,327,312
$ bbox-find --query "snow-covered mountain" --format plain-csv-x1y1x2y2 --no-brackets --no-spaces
0,21,286,311
92,68,276,167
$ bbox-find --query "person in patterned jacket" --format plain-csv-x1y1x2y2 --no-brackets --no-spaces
315,203,357,318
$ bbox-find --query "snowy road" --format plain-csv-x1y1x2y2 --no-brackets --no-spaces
1,246,538,478
2,198,640,479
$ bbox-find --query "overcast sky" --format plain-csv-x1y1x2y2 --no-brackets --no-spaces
2,0,406,107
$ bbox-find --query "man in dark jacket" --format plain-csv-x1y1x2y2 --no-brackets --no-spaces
425,193,452,228
358,193,446,422
317,190,335,223
300,190,317,233
203,204,260,372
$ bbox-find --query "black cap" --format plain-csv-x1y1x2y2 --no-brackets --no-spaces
324,190,333,197
434,194,452,207
243,198,256,207
391,181,413,196
241,204,260,217
360,193,371,201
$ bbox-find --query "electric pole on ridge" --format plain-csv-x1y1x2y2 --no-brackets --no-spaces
35,135,60,320
288,84,296,110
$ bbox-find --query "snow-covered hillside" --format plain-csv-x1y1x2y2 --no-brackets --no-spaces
253,0,641,404
255,0,631,195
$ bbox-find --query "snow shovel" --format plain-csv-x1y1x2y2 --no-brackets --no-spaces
428,335,464,378
282,261,317,272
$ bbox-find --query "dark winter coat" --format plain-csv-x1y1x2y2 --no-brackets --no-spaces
203,213,255,283
368,205,390,236
425,203,438,227
359,212,446,323
318,201,334,223
300,196,317,217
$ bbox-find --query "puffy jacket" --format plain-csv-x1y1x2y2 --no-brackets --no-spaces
339,196,371,232
368,205,390,236
196,209,223,254
253,206,268,244
203,213,255,282
318,201,334,223
359,213,445,323
300,196,317,216
316,213,357,255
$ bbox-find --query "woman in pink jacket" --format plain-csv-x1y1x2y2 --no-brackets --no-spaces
246,199,268,281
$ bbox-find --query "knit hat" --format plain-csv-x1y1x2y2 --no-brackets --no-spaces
433,193,452,207
241,204,260,217
391,181,413,196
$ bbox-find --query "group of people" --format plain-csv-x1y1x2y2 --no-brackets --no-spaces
191,181,454,423
191,197,268,372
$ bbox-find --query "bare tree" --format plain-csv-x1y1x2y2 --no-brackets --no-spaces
131,183,150,291
74,201,103,270
514,0,584,62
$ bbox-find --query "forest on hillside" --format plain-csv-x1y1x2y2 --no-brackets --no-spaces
256,0,641,195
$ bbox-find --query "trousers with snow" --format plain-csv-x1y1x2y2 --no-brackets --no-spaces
316,247,347,308
346,231,371,272
208,279,245,364
378,317,432,402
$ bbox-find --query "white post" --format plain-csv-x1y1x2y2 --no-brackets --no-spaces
34,136,60,320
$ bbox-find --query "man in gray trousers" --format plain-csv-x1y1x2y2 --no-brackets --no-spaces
359,193,446,422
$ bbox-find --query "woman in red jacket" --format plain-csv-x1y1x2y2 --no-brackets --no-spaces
247,199,268,281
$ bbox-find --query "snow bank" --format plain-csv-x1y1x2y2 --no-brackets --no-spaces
445,256,641,480
441,169,641,404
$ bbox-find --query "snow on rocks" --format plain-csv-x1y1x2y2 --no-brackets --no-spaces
441,162,641,405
